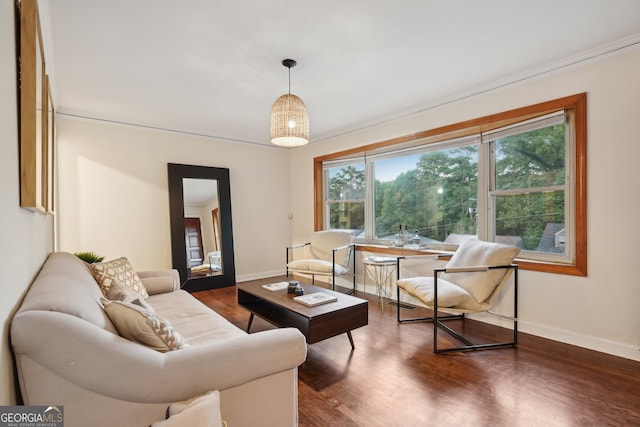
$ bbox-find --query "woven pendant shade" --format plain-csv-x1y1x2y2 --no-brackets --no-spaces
270,58,309,147
270,93,309,147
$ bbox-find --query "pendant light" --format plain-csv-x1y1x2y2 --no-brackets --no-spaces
270,59,309,147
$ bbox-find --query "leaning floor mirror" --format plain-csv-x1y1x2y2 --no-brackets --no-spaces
168,163,236,291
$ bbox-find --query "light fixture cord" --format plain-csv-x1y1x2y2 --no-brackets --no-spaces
287,64,291,133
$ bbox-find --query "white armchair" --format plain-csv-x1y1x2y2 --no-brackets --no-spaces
396,239,520,353
189,251,221,276
286,230,356,293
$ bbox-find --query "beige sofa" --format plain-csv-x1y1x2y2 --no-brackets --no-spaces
11,252,307,427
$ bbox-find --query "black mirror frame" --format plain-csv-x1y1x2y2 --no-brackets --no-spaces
168,163,236,291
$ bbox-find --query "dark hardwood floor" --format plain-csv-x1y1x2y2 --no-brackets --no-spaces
193,276,640,427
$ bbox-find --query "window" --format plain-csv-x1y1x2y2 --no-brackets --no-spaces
325,161,365,233
370,137,479,245
315,94,587,275
488,113,570,263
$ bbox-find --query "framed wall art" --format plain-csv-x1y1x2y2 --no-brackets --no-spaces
19,0,54,213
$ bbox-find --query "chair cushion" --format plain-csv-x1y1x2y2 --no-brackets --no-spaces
287,259,347,275
91,257,149,299
441,239,520,303
397,276,475,308
102,300,189,352
308,230,352,265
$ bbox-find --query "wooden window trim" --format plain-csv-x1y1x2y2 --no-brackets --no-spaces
314,93,587,276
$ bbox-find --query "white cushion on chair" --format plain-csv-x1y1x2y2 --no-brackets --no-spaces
397,276,474,308
441,239,520,303
287,259,347,275
308,230,352,265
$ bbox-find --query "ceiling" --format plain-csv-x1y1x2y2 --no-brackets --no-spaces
40,0,640,147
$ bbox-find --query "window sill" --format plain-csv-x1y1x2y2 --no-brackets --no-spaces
355,244,586,276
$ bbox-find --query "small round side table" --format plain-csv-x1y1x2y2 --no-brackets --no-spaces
363,256,397,311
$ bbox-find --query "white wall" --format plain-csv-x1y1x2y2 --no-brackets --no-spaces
57,117,292,280
0,0,56,404
290,46,640,361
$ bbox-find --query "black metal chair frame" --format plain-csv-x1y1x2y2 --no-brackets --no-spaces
396,260,518,354
286,242,356,294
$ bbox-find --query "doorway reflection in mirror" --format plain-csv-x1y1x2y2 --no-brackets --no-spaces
182,178,223,278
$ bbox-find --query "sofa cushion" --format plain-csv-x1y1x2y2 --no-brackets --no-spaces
91,257,149,299
103,300,188,352
16,252,118,334
152,391,224,427
147,291,246,346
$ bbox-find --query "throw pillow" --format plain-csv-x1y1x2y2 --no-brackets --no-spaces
441,239,521,303
102,300,188,352
287,259,347,274
151,391,225,427
105,278,153,311
91,257,149,299
396,276,474,308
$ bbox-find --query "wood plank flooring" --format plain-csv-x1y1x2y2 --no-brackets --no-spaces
193,276,640,427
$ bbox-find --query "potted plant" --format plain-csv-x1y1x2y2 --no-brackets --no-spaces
74,251,105,264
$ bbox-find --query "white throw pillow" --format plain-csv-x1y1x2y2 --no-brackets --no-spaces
102,300,188,352
287,259,347,274
441,239,520,303
152,391,224,427
397,276,474,308
105,279,153,311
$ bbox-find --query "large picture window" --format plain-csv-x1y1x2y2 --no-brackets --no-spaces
315,94,587,275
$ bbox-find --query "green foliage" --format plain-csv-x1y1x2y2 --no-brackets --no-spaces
328,165,365,200
328,165,366,230
495,124,565,189
373,147,478,240
327,123,567,251
74,251,105,264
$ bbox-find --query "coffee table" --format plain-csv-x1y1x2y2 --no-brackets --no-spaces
237,281,368,349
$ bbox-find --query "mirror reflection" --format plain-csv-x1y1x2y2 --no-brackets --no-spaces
182,178,223,278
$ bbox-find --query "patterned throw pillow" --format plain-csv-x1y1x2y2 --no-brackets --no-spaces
102,300,188,352
91,257,149,299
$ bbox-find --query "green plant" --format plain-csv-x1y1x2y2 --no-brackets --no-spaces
74,251,104,264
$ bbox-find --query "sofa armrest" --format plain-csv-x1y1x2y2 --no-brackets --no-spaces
138,270,181,295
11,311,307,403
151,328,307,401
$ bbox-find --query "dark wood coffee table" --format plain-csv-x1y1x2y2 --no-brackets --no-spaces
237,282,368,349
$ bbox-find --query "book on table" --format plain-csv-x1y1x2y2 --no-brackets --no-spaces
261,282,289,292
293,292,338,307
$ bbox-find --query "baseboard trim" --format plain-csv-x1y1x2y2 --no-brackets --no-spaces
519,321,640,362
468,312,639,362
236,270,284,283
